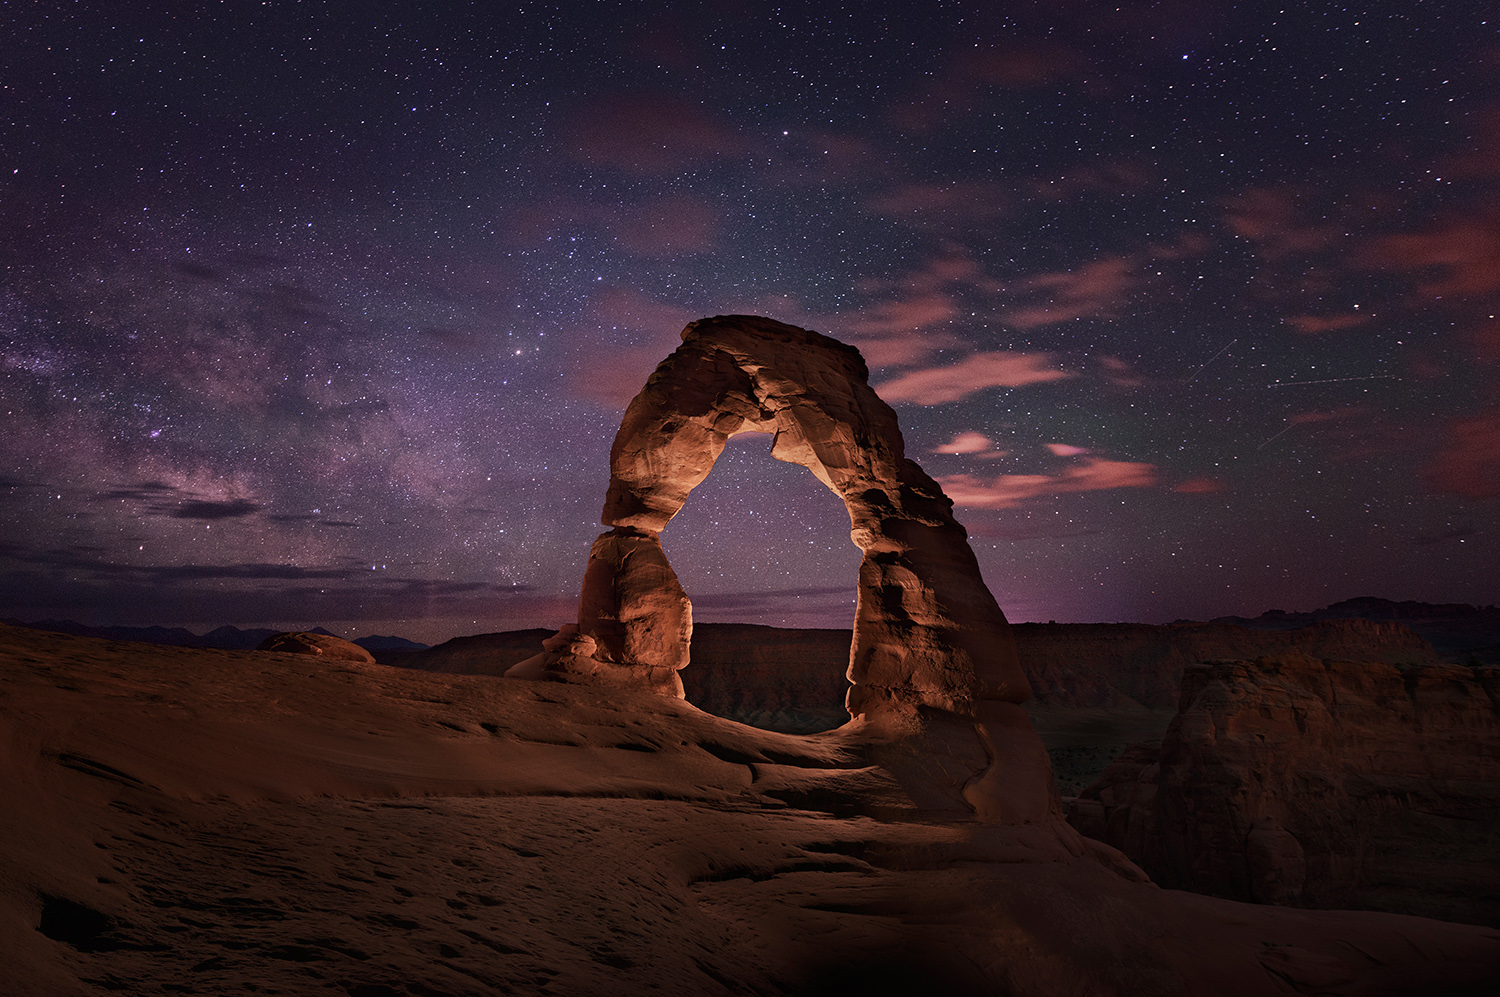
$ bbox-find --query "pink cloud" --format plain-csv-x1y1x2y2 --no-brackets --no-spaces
1288,407,1368,426
1096,354,1147,387
1423,406,1500,499
874,352,1074,404
1002,255,1138,329
826,247,1005,368
934,431,994,455
1046,443,1089,456
827,294,966,367
843,293,960,334
1223,186,1341,258
938,458,1158,509
1283,313,1370,334
564,289,701,408
1366,214,1500,297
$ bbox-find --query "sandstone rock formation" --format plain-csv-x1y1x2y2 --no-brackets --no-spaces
679,623,852,732
508,315,1045,821
256,630,375,663
7,622,1500,995
510,315,1030,716
404,628,555,675
1069,653,1500,926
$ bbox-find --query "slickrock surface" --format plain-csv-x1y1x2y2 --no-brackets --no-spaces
405,628,555,674
1069,653,1500,927
5,623,1499,995
256,630,377,663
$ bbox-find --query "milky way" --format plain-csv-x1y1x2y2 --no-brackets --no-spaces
3,3,1495,642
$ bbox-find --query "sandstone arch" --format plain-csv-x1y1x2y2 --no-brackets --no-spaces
510,315,1031,724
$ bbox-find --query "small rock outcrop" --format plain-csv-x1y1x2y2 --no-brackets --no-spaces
510,315,1048,821
256,631,375,663
1069,653,1500,925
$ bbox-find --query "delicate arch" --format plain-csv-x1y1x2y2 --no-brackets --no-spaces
510,315,1030,721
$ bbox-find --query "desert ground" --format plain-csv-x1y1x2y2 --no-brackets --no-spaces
3,621,1498,996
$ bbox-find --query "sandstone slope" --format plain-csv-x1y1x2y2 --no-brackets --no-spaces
3,623,1498,996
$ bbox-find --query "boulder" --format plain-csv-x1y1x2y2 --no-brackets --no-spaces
256,631,375,663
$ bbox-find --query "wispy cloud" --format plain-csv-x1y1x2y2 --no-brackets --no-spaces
1283,313,1371,334
564,288,703,408
1224,186,1342,258
1366,213,1500,297
1001,255,1140,329
937,458,1157,509
1423,405,1500,499
933,432,999,455
96,478,266,521
171,498,262,520
875,352,1073,404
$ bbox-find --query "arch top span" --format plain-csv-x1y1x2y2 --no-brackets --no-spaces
511,315,1032,722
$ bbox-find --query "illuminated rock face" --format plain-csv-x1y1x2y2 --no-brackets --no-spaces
513,315,1031,722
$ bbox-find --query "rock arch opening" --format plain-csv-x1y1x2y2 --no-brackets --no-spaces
662,431,860,733
509,314,1031,726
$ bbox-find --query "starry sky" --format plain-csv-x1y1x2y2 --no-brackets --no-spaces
3,2,1497,644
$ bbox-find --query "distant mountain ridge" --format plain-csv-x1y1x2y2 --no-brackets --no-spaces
0,618,430,654
1211,597,1500,663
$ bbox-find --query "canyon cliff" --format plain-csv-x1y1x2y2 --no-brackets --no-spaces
1069,653,1500,926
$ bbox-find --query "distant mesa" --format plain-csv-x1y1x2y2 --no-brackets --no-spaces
256,630,375,663
0,619,430,659
509,314,1048,821
1213,596,1500,664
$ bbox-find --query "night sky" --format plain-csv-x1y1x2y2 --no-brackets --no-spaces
3,2,1496,644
